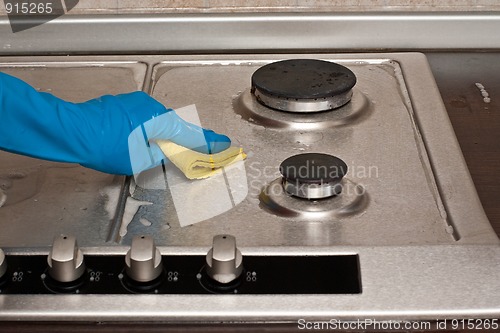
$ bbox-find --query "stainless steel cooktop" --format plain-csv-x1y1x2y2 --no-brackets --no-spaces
0,53,498,322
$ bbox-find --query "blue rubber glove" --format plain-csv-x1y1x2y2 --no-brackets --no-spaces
0,72,231,175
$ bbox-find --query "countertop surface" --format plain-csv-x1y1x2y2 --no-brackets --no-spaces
426,52,500,238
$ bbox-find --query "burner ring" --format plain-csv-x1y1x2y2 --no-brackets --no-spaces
280,153,348,199
253,88,353,113
233,88,372,130
283,179,344,200
251,59,356,113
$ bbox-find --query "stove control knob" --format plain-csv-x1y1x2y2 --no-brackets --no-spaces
125,235,163,283
0,248,7,279
47,235,85,283
205,234,243,284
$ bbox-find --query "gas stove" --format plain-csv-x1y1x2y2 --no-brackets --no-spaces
0,53,498,322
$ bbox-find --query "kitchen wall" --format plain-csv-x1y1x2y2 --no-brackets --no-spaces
50,0,500,13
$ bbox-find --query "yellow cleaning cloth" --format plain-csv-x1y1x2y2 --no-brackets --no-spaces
155,140,247,180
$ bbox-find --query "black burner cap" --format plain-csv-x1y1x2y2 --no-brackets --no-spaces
251,59,356,100
280,153,348,184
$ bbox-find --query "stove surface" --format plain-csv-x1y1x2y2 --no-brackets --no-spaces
1,54,490,249
128,57,453,247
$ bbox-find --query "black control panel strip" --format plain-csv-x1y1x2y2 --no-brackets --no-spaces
0,255,361,294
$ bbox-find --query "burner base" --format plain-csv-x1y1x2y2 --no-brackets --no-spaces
233,88,371,129
259,178,368,219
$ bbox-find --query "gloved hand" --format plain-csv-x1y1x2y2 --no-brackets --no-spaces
0,72,231,175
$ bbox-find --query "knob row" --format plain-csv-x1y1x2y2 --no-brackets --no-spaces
16,233,244,286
